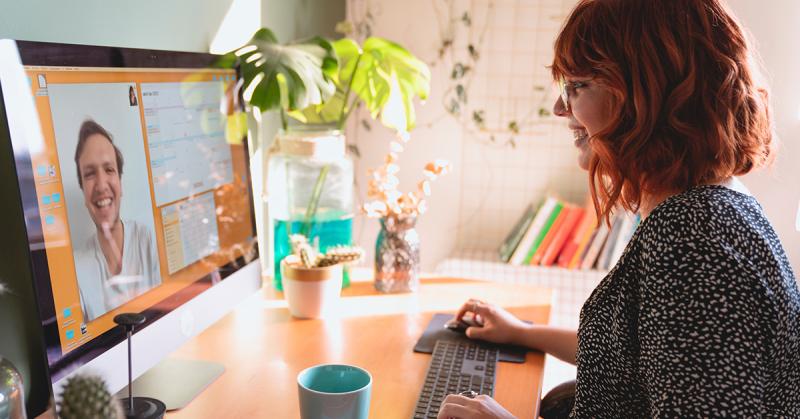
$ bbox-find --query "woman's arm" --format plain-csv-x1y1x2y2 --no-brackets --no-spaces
515,324,577,365
455,300,579,365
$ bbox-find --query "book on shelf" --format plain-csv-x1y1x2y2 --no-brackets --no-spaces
498,203,537,263
558,200,597,268
522,201,564,265
498,194,643,272
596,213,624,271
508,197,559,266
606,212,638,269
580,220,610,270
529,205,570,265
570,227,598,270
541,205,585,266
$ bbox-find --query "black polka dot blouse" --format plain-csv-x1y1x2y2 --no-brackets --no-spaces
572,185,800,418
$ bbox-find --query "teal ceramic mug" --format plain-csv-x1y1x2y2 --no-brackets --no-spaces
297,364,372,419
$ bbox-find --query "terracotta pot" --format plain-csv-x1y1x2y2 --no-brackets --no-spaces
280,255,343,319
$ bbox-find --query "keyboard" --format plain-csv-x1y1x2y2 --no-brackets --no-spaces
413,340,498,418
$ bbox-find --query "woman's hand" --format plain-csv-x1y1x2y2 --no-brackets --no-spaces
436,394,517,419
455,299,531,346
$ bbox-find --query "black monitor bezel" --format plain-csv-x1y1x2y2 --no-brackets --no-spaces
11,40,257,382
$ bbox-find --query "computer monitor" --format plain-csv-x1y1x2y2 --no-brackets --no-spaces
0,39,261,416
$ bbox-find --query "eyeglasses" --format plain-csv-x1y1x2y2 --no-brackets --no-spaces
557,78,589,112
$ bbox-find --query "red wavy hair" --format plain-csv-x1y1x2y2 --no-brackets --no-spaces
551,0,774,221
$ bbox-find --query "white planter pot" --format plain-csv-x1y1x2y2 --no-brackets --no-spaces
281,255,343,319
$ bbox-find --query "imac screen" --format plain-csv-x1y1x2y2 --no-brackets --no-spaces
11,41,258,383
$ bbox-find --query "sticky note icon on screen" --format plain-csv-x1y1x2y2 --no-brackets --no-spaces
42,195,51,205
63,307,72,318
45,215,55,225
52,193,61,203
37,165,46,177
65,329,74,340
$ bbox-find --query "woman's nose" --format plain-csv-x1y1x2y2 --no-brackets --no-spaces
553,96,569,117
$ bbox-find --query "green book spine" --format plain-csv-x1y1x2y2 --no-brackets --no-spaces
498,203,537,262
523,202,563,264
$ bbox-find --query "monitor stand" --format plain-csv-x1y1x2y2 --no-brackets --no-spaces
116,358,225,411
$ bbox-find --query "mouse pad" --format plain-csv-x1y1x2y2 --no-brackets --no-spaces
413,313,529,363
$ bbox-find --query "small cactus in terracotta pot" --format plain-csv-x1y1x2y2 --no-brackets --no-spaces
288,234,363,268
281,235,363,318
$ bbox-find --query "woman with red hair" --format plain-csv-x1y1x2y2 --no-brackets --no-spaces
440,0,799,417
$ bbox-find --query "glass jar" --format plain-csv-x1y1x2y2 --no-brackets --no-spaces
267,128,354,290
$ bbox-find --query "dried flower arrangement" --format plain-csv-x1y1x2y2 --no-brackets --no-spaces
362,133,452,219
288,234,364,269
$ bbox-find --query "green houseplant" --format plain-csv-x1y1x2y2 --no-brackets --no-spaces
217,28,339,132
221,27,431,287
222,28,431,134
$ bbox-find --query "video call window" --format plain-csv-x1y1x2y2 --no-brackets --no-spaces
26,67,255,354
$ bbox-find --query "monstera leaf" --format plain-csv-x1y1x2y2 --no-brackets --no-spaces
222,28,338,116
289,37,430,132
287,89,347,126
348,37,430,132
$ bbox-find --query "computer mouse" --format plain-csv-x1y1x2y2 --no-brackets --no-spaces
444,313,482,334
444,319,469,333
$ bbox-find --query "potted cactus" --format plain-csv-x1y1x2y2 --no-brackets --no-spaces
280,235,363,318
58,374,124,419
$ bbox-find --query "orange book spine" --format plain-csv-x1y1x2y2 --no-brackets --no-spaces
542,207,585,266
567,209,598,269
530,206,569,265
556,209,590,268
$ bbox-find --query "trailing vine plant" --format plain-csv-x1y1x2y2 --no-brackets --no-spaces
431,0,559,149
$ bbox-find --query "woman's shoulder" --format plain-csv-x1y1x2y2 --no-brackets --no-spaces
628,184,789,275
636,185,764,245
627,185,795,289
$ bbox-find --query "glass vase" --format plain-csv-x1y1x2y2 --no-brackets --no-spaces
374,215,420,293
0,356,26,419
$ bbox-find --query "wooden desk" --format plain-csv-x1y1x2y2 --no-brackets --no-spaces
168,277,552,418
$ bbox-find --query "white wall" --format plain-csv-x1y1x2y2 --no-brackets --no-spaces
0,0,342,57
0,0,234,52
350,0,800,274
727,0,800,274
346,0,582,271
